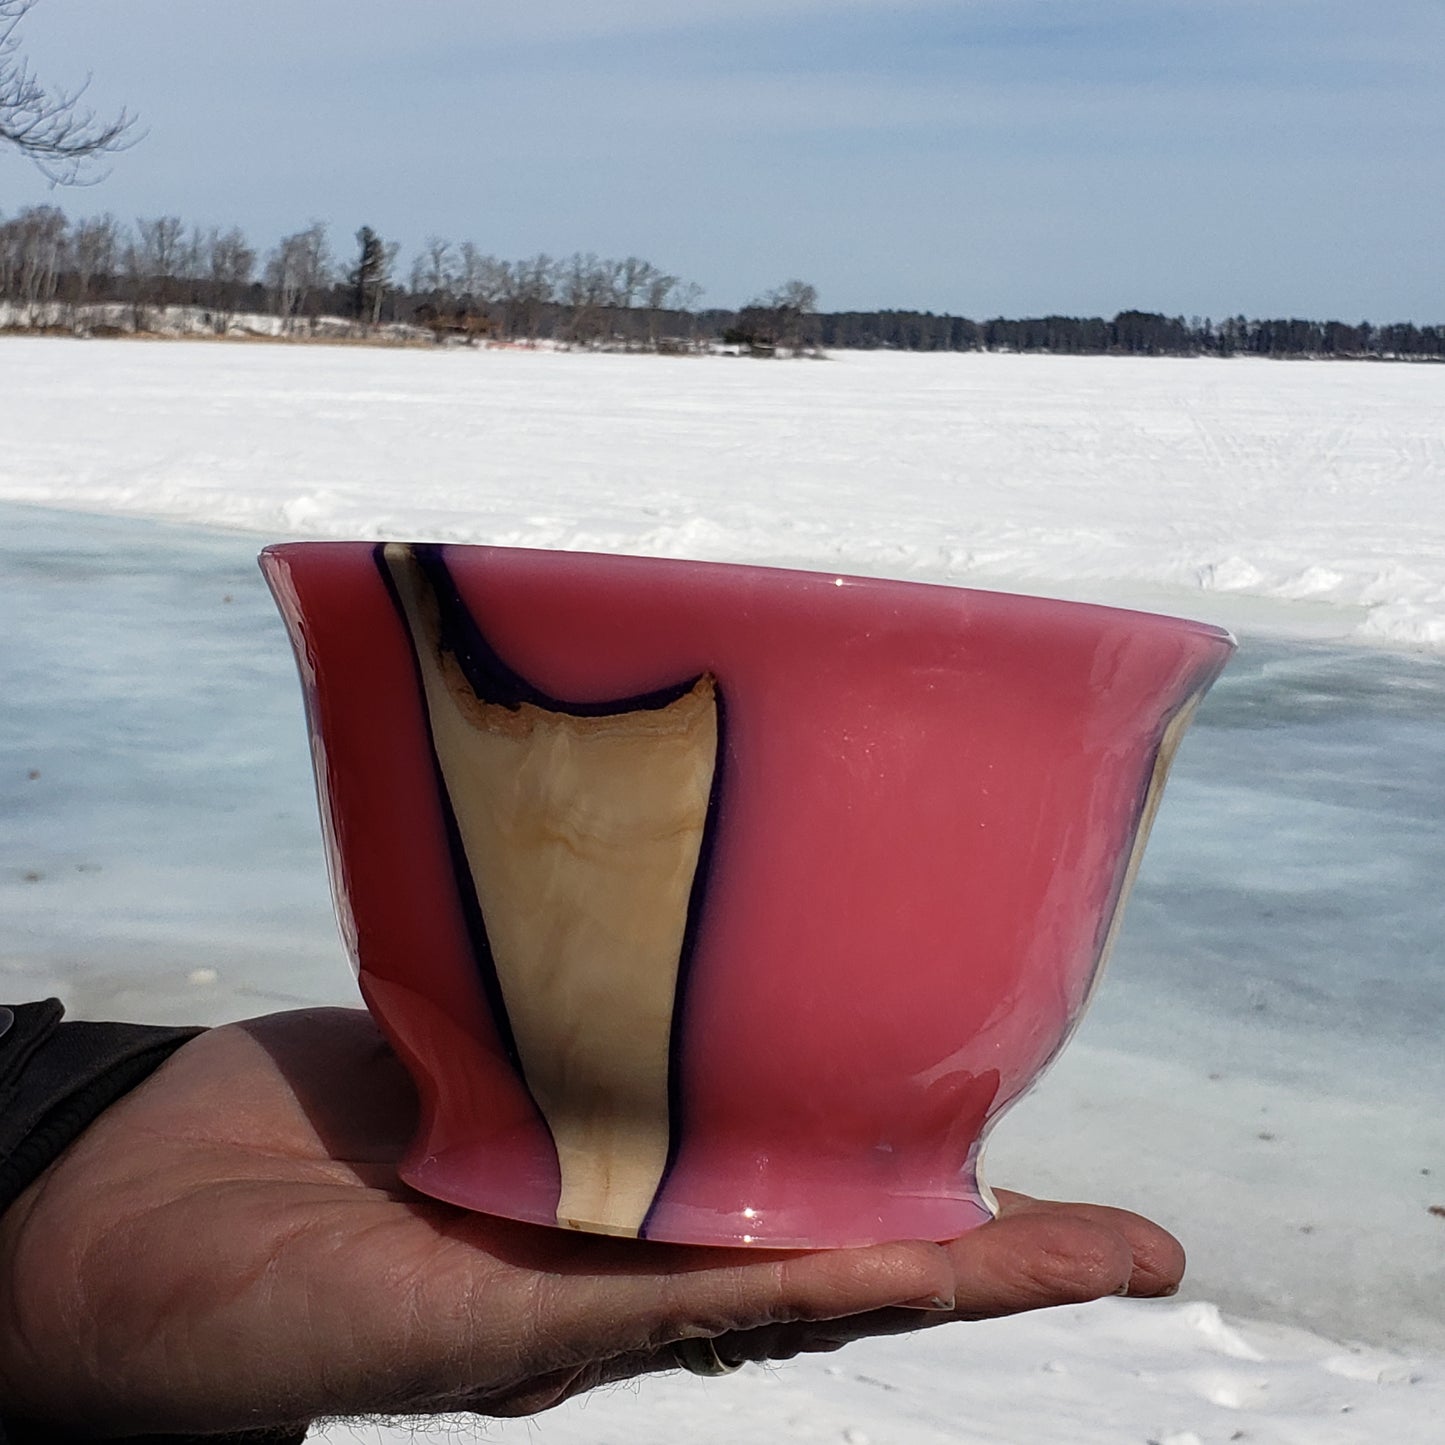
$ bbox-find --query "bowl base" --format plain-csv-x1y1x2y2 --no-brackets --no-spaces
402,1146,1000,1248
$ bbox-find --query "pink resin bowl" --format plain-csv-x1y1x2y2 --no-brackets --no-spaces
261,542,1233,1248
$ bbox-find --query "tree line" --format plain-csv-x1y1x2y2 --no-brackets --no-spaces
0,206,720,347
815,309,1445,361
1,204,1440,360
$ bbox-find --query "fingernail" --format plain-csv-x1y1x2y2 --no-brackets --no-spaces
1114,1282,1132,1296
901,1294,956,1311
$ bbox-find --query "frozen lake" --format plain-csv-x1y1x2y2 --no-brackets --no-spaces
1,340,1442,647
3,499,1440,1360
2,340,1441,1439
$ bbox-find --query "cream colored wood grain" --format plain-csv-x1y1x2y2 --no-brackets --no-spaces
384,545,717,1236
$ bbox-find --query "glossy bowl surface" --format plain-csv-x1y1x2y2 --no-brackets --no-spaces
262,541,1233,1246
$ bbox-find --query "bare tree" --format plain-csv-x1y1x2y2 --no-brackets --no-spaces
615,256,658,311
67,210,117,309
0,201,65,316
179,223,208,306
559,251,616,346
207,225,255,329
642,267,680,348
456,243,497,297
456,242,510,314
737,279,821,356
133,214,184,309
455,242,483,300
501,253,555,341
605,256,670,348
0,0,137,183
118,223,148,328
643,270,679,311
420,235,454,300
770,279,819,315
266,221,331,330
672,279,704,345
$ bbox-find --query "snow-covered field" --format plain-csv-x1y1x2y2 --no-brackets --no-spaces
2,339,1442,648
2,339,1442,1442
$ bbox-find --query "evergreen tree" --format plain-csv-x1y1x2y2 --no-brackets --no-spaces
350,225,389,324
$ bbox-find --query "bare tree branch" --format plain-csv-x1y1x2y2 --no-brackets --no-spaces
0,0,139,184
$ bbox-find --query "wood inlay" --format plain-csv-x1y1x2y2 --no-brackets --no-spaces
381,543,718,1236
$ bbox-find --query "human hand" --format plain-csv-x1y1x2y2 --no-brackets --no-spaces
0,1008,1183,1437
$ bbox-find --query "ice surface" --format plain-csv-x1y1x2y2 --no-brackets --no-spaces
0,504,344,1023
989,634,1445,1353
2,338,1442,1441
3,500,1441,1441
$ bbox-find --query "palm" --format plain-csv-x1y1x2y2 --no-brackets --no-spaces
0,1008,1183,1438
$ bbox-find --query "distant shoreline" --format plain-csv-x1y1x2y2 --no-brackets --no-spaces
3,311,1444,365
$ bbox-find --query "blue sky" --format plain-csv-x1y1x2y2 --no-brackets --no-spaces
4,0,1442,319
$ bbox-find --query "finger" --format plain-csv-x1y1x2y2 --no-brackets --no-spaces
644,1235,963,1342
721,1202,1166,1342
937,1207,1139,1318
505,1233,958,1378
992,1191,1185,1297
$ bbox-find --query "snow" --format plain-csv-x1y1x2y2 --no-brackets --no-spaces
2,338,1442,1443
0,339,1442,647
318,1300,1442,1445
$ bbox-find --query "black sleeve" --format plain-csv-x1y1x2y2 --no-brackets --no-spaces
1,1427,310,1444
0,1001,310,1444
0,1000,204,1217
